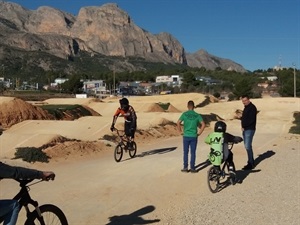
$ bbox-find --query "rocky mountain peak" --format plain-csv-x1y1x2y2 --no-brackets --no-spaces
0,1,246,73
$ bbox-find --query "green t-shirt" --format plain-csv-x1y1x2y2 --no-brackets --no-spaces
179,110,203,137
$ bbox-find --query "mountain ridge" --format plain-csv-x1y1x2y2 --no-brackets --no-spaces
0,1,246,74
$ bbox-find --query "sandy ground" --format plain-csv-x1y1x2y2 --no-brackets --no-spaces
0,94,299,225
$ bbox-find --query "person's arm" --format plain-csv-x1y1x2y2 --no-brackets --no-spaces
204,133,211,144
111,108,120,131
197,120,205,136
177,119,183,134
129,106,137,128
225,133,243,143
0,162,55,180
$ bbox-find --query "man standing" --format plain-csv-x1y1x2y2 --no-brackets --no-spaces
177,100,205,173
241,95,257,170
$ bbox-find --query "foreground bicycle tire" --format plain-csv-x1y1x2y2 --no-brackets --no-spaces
129,141,137,158
25,204,68,225
207,166,220,193
114,144,123,162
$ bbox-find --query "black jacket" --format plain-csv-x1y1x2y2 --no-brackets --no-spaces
241,102,257,130
0,162,43,179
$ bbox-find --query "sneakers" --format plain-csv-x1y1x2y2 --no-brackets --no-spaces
127,142,133,150
181,168,189,173
242,163,254,170
181,168,198,173
190,169,198,173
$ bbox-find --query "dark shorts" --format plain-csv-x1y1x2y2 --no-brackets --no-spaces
124,121,136,138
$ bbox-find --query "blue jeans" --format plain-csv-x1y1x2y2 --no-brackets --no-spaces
243,129,255,165
183,136,198,170
0,200,20,225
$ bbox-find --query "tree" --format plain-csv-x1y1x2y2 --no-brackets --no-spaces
232,78,253,99
61,75,83,94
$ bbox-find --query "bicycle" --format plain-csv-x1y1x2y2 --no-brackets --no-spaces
0,178,68,225
207,141,240,193
112,128,137,162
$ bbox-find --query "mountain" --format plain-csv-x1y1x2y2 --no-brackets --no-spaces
186,49,246,72
0,1,246,74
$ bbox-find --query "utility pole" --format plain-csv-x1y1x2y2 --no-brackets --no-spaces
113,67,115,96
293,63,296,97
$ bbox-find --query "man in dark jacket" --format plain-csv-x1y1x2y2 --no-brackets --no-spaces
0,161,55,225
241,95,257,170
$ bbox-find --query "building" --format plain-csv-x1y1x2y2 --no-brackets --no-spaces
155,75,182,86
83,80,106,96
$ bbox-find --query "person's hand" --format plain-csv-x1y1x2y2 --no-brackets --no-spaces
42,171,55,181
110,125,115,132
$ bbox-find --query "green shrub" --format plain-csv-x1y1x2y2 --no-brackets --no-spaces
289,111,300,134
14,147,50,163
157,102,170,110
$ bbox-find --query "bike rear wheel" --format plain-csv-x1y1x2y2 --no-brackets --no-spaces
129,141,137,158
114,144,123,162
207,166,220,193
25,204,68,225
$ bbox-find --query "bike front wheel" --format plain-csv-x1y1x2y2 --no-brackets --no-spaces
129,141,137,158
114,144,123,162
25,204,68,225
207,166,220,193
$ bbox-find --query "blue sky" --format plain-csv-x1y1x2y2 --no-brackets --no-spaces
4,0,300,71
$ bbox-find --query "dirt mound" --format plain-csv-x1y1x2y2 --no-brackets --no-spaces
166,104,181,112
43,136,111,161
0,97,53,128
146,103,165,112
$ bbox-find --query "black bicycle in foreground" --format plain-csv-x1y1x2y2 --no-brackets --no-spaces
0,178,68,225
112,128,137,162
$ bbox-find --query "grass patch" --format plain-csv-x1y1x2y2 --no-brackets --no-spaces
157,102,170,110
14,147,50,163
40,104,93,119
289,111,300,134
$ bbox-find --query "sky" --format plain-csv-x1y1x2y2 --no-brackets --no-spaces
4,0,300,71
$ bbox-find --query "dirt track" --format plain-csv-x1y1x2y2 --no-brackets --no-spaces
0,95,299,225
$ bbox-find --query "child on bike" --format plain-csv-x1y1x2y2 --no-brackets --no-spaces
204,121,243,172
110,97,137,150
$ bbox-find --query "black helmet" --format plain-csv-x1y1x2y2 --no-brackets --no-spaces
119,98,129,110
214,121,227,132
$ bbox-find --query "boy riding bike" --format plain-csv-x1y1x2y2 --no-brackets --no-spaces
205,121,243,172
110,98,137,150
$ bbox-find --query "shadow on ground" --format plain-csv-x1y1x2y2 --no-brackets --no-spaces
106,205,160,225
137,147,177,158
236,150,276,184
195,159,211,172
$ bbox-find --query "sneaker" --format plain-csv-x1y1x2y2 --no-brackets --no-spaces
190,169,198,173
242,164,254,170
181,168,189,173
127,142,133,150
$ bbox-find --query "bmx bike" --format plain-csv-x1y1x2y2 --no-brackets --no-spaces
207,141,240,193
0,178,68,225
112,128,137,162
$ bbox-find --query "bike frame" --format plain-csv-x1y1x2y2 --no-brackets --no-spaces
115,129,131,150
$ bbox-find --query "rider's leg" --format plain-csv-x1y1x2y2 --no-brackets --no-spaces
0,199,20,225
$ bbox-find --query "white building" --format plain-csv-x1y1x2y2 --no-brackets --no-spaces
83,80,106,96
155,75,182,86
